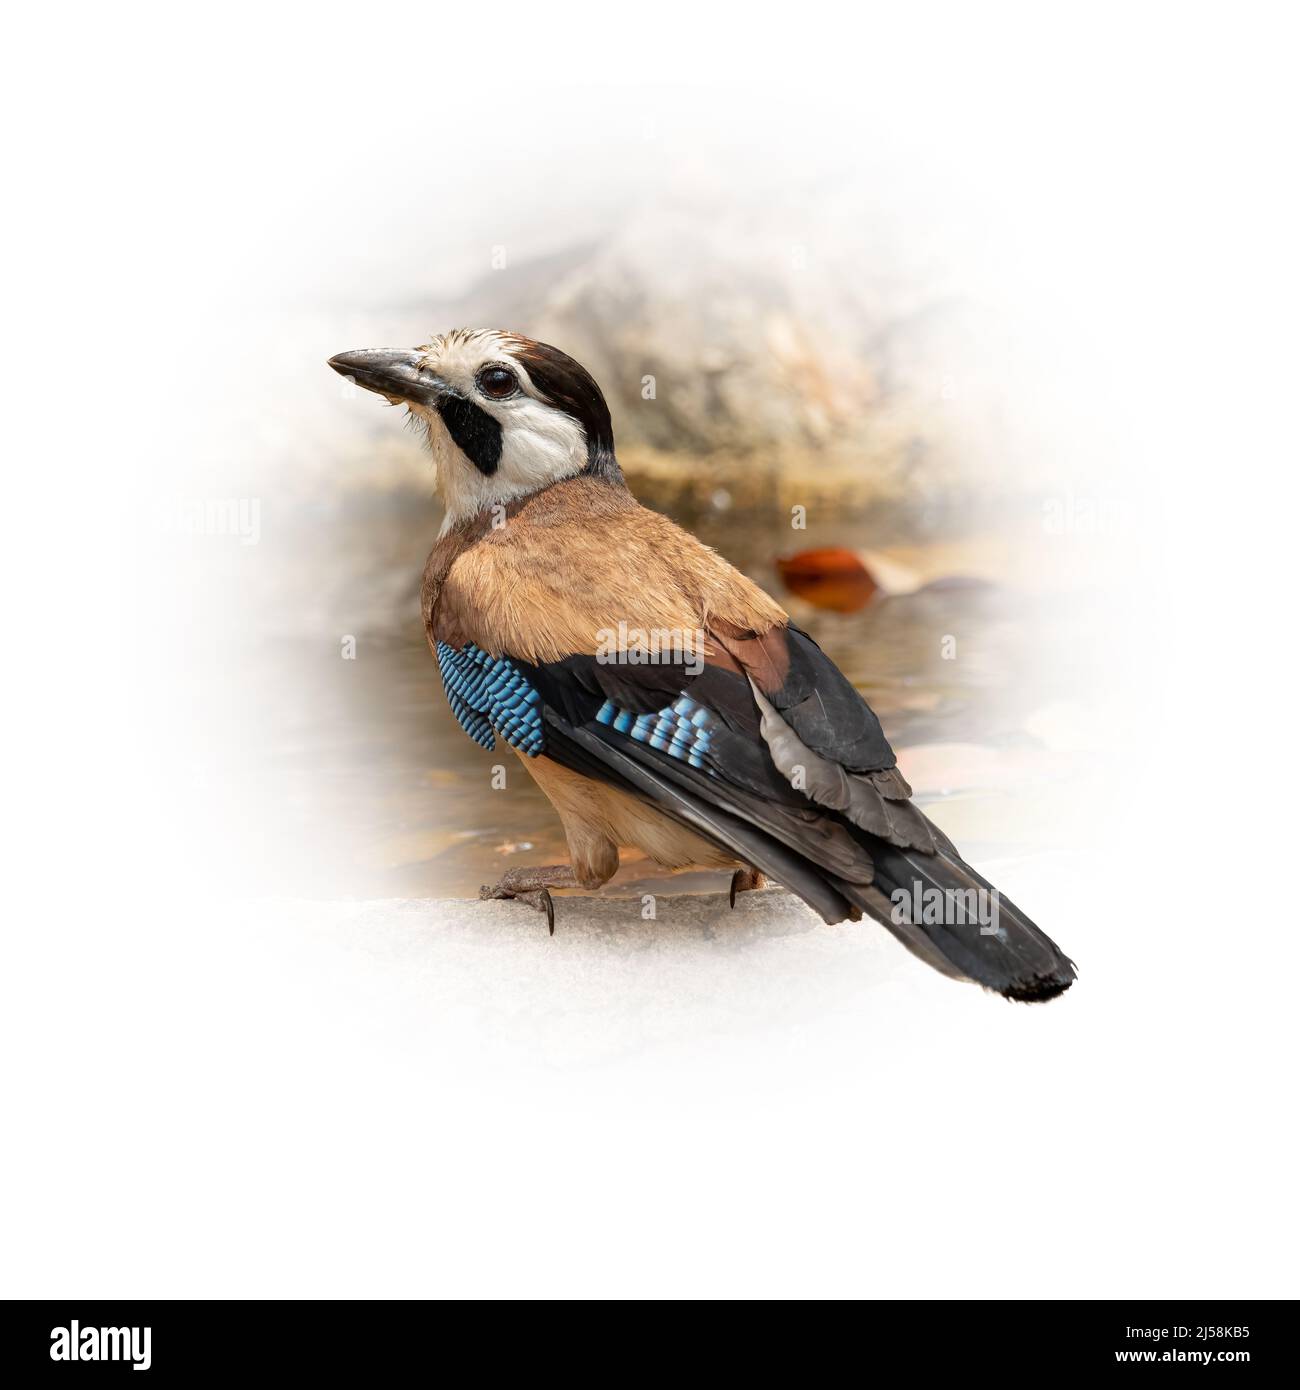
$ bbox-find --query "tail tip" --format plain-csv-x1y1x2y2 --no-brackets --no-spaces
1000,962,1077,1004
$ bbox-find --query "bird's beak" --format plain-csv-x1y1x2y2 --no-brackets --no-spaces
327,348,450,406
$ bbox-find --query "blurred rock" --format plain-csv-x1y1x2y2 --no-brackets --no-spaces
265,197,1041,537
380,198,1027,514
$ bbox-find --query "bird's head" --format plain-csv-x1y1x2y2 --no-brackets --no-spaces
329,329,620,531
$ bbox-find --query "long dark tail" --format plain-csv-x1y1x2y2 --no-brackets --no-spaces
834,821,1076,1002
545,717,1075,1002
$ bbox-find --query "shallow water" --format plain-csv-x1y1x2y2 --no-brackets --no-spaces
245,497,1096,902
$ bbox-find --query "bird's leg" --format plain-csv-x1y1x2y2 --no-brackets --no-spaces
479,864,581,936
729,866,767,908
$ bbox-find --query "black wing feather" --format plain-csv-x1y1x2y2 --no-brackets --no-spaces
508,640,1074,1001
762,625,896,772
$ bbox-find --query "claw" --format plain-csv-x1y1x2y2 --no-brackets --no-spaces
729,869,741,909
480,883,556,935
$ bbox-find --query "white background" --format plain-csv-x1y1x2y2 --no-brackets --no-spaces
3,1,1298,1298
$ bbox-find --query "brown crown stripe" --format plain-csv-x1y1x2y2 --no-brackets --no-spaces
507,337,622,480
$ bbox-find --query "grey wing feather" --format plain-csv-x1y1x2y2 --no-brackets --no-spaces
749,680,935,853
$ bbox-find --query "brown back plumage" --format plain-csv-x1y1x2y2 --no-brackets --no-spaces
422,475,787,663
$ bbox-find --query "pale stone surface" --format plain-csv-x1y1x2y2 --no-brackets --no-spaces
249,887,965,1070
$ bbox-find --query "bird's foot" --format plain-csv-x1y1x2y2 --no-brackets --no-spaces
728,867,766,908
479,864,579,936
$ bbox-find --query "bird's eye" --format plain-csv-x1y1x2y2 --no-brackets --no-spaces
477,365,519,400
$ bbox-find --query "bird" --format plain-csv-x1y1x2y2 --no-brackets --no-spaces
328,329,1076,1002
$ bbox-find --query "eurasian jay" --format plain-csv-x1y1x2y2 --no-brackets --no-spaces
329,330,1076,1001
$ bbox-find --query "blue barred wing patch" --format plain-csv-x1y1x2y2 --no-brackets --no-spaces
435,642,544,756
594,693,715,770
